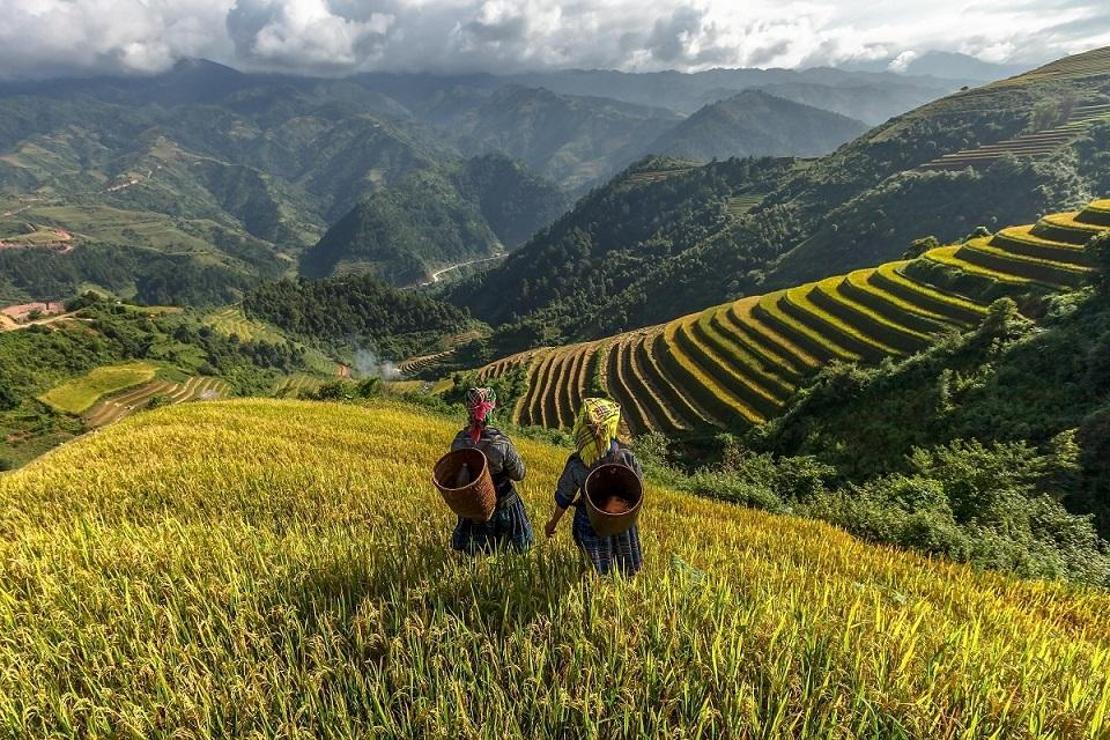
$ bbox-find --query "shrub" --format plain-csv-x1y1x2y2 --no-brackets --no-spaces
810,440,1110,586
804,480,970,560
304,381,350,401
355,377,382,399
677,437,835,515
902,235,939,259
0,373,19,411
963,225,993,242
978,297,1032,340
1090,232,1110,294
686,469,786,512
144,394,171,411
907,439,1045,525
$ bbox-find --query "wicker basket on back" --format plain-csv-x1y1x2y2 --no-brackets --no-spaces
584,463,643,536
433,448,497,522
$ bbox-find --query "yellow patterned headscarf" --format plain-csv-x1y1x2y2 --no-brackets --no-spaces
573,398,622,467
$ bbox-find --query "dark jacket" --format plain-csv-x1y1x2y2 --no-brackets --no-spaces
451,426,526,502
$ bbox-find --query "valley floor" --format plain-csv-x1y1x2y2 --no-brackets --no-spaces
0,399,1106,736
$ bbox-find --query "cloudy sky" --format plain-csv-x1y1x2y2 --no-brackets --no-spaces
1,0,1109,79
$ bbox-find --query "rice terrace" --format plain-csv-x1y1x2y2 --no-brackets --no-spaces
484,201,1105,434
1,5,1110,738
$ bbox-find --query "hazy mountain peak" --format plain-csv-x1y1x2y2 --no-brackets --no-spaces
646,89,868,161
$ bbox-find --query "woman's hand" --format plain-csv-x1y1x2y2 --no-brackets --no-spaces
545,505,567,539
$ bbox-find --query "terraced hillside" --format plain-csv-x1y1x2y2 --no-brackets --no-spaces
82,376,230,428
922,102,1110,170
273,374,326,399
205,307,287,343
397,331,485,378
478,201,1106,435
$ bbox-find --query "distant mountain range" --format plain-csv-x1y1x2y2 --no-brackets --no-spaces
501,65,973,122
0,56,1000,301
448,46,1110,352
841,51,1033,82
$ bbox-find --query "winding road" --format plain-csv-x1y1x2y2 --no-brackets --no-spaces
422,252,505,286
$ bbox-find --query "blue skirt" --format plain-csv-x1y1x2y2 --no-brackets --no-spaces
451,495,534,554
571,507,643,576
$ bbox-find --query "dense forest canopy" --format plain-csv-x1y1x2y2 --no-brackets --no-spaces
243,274,472,360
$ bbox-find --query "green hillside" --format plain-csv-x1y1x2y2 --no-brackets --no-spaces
454,46,1110,346
0,298,333,467
447,155,800,348
241,273,472,361
0,399,1106,735
461,202,1109,535
0,66,566,301
0,56,996,307
646,90,868,162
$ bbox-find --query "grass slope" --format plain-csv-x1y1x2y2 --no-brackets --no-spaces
38,362,157,414
0,399,1106,736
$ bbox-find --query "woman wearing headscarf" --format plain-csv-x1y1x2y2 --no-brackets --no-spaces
448,387,533,554
544,398,644,577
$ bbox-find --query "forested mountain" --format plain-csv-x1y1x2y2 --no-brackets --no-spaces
449,46,1110,351
742,82,951,128
0,54,998,308
243,274,471,359
416,85,682,191
448,156,801,352
300,155,569,284
647,90,867,161
0,63,452,302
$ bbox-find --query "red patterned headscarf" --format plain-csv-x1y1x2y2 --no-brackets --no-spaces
466,387,496,443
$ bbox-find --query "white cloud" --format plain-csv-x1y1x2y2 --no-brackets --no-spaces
887,50,918,73
230,0,395,68
0,0,1107,79
0,0,235,78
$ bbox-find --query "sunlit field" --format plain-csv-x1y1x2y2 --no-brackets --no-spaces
38,361,157,414
0,399,1107,737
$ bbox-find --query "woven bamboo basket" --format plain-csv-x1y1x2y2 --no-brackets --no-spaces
433,448,497,522
584,463,643,537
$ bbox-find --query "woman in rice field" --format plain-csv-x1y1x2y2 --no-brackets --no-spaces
448,387,534,554
544,398,644,577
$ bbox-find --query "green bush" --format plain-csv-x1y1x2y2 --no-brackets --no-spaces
144,395,171,411
355,377,382,399
1091,232,1110,294
801,440,1110,586
902,235,939,259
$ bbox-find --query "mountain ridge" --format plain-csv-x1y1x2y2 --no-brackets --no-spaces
449,45,1110,346
647,89,868,161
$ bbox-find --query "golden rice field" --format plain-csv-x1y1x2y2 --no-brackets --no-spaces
0,399,1107,737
